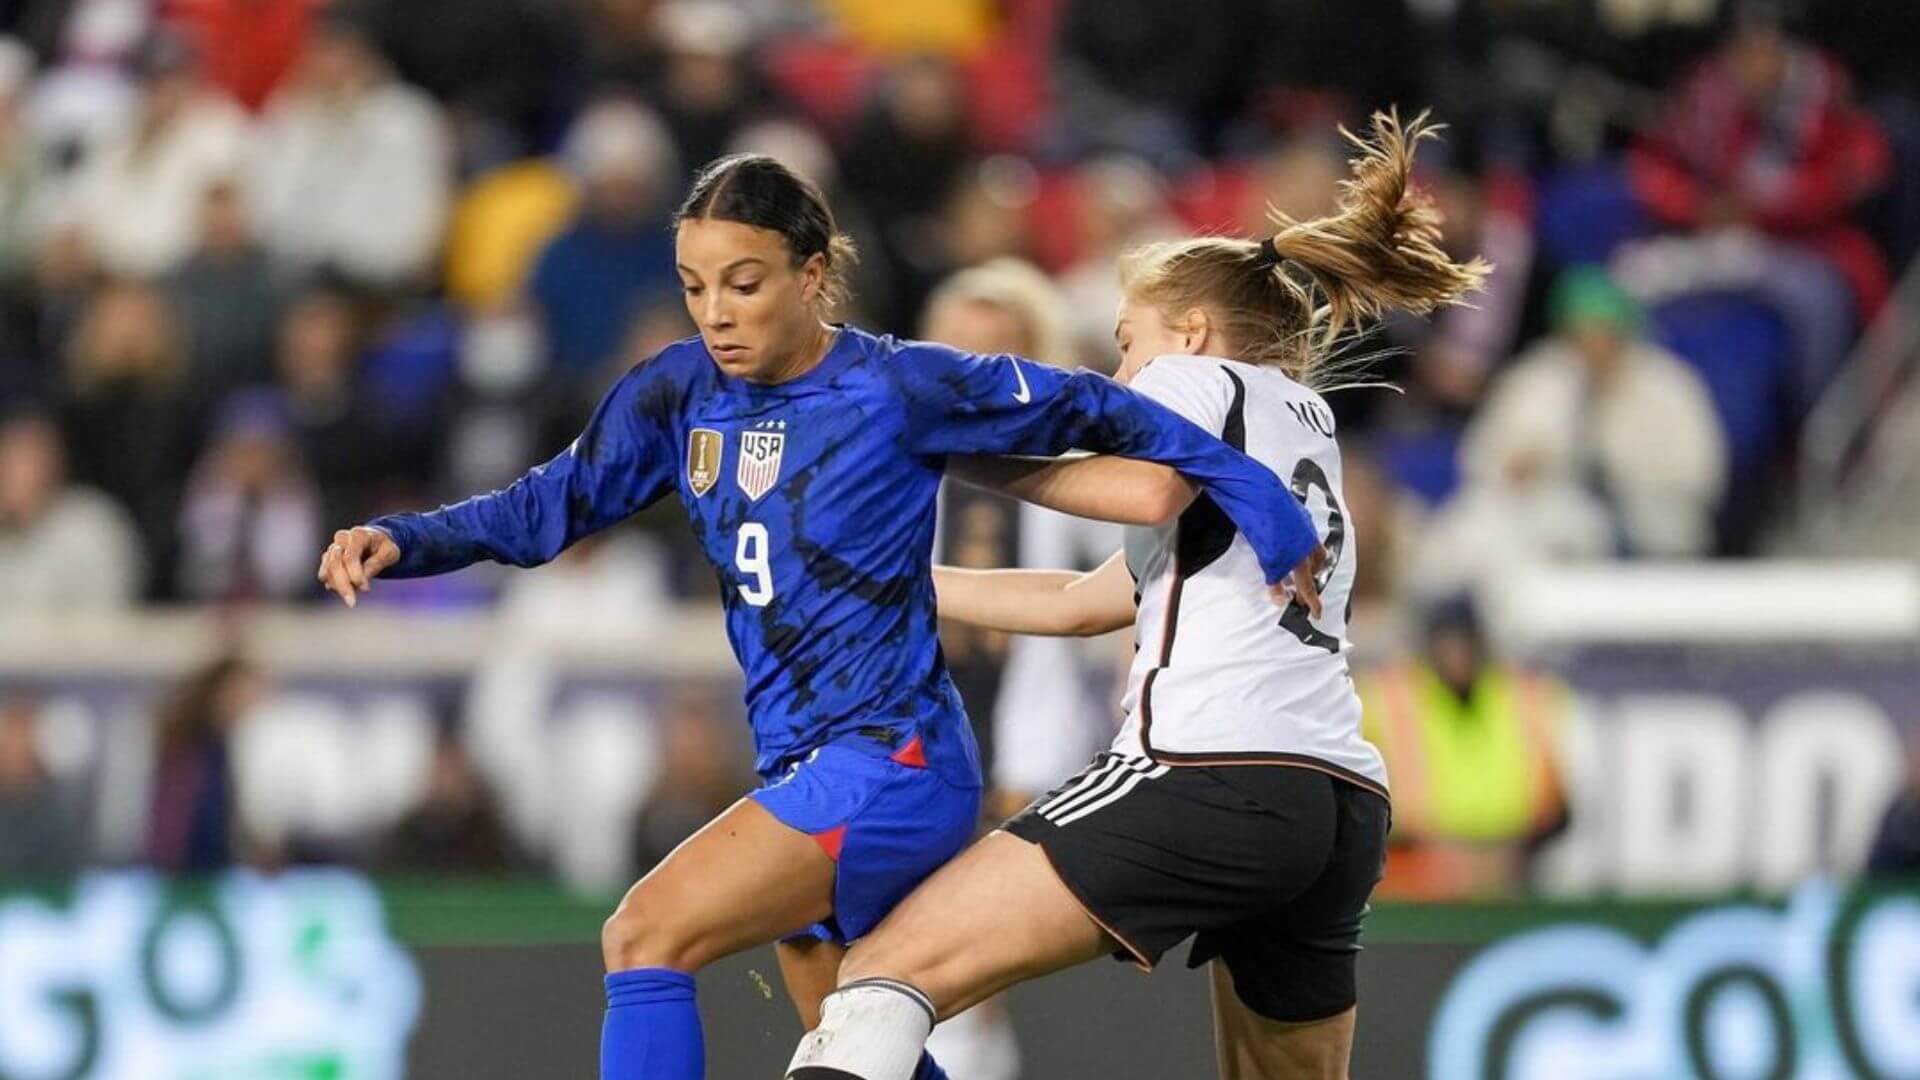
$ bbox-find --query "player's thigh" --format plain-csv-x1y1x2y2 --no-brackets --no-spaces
777,937,846,1030
603,796,836,972
839,830,1110,1018
1198,779,1384,1077
1210,961,1355,1080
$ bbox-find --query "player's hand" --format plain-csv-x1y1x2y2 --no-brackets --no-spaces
1270,544,1326,619
316,526,400,608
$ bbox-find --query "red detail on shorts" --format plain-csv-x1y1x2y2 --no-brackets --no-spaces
814,824,848,862
890,736,927,769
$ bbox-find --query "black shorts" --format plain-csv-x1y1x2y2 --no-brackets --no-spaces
1003,752,1389,1023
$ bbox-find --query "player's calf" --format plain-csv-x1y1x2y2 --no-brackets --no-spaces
786,978,937,1080
834,927,958,1012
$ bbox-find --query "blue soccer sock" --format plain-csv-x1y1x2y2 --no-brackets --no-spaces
912,1052,949,1080
602,968,703,1080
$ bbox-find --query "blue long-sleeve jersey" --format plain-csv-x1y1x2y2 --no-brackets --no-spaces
372,328,1318,781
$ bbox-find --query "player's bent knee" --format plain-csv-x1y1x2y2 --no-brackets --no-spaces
601,895,711,974
600,907,644,972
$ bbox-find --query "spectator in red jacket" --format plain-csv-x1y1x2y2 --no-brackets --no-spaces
1628,4,1892,318
169,0,322,112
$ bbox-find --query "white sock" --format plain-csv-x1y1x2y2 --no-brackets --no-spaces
787,978,936,1080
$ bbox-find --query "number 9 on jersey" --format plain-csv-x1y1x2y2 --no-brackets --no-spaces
736,522,775,606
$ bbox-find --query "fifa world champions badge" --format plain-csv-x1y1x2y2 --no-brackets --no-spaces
737,425,786,501
687,428,723,497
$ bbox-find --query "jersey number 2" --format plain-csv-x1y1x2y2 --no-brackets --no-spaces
736,523,775,606
1277,459,1346,653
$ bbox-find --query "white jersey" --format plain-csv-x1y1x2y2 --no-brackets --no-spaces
1112,355,1388,800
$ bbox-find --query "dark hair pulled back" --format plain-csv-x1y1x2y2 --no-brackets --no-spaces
675,154,857,313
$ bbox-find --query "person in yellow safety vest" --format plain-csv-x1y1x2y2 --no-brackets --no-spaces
1359,596,1570,901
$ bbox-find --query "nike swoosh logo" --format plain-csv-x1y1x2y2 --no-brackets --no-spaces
1011,358,1032,404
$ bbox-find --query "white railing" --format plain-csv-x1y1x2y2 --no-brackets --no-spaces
0,606,739,677
1487,561,1920,645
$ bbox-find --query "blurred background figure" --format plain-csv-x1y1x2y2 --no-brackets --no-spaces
443,158,576,315
0,693,88,879
922,159,1037,309
61,29,248,280
380,726,520,874
1052,155,1179,369
175,390,321,604
1360,598,1571,901
1627,0,1891,406
58,279,202,600
841,54,978,330
441,302,549,497
817,0,998,57
1051,0,1265,165
1235,134,1344,235
0,37,52,392
629,688,751,871
356,0,573,175
163,181,283,402
248,9,450,288
170,0,320,113
144,654,264,873
0,406,141,608
526,97,680,386
1418,268,1725,594
648,0,765,175
274,284,385,531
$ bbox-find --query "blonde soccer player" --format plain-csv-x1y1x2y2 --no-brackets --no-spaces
788,113,1487,1080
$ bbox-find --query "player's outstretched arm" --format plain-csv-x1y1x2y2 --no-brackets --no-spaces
902,347,1318,586
933,552,1134,637
326,359,682,595
948,453,1197,527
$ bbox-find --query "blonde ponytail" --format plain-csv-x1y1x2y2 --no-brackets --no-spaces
1119,108,1488,389
1267,109,1490,349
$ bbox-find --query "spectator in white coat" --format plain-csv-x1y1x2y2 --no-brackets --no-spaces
1456,268,1728,562
63,30,249,278
0,407,142,609
248,11,450,288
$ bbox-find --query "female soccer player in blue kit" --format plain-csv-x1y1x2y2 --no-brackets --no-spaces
313,155,1324,1080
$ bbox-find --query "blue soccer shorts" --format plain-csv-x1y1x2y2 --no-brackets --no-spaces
752,736,981,943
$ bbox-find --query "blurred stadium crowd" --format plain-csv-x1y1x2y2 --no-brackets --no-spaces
3,0,1919,896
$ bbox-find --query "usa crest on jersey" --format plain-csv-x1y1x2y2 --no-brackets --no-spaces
737,427,786,501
